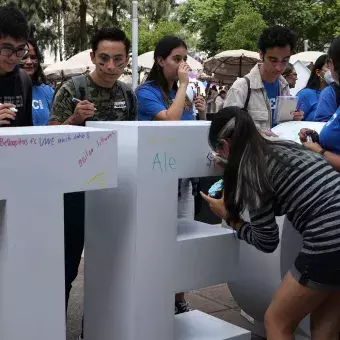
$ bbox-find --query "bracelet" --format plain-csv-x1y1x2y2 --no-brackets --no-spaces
319,149,326,156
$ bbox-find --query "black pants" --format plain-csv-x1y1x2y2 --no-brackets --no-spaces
64,192,85,308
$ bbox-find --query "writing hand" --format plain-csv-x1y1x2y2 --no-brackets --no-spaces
0,103,16,126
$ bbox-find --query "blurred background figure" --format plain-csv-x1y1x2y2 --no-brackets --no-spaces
283,62,298,89
296,54,328,121
20,38,54,126
215,89,227,112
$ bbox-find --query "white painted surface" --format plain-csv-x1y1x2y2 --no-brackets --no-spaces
272,121,325,144
0,126,118,340
175,310,250,340
85,121,244,340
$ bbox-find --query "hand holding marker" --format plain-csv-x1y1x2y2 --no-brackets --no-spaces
72,98,97,111
0,103,17,113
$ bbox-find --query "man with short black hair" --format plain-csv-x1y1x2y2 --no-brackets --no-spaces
50,27,137,340
0,5,32,126
225,25,303,129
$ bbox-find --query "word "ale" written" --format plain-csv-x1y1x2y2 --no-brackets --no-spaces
152,152,176,173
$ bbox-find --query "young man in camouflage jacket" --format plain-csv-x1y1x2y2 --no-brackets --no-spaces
50,27,137,340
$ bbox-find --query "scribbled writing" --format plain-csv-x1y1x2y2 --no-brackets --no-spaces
206,151,216,168
152,152,176,173
0,137,28,147
85,172,105,187
0,132,91,148
78,148,94,167
97,131,115,148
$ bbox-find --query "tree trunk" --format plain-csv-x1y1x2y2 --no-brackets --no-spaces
57,12,63,61
80,0,87,51
111,0,118,26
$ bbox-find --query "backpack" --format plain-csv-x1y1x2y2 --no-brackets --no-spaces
243,76,251,110
71,74,136,120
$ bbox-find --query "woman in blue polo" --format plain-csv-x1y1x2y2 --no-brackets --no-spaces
136,36,206,122
136,36,206,315
300,37,340,171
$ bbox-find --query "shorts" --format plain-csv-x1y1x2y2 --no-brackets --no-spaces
290,250,340,290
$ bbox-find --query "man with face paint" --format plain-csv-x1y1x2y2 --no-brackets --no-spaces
50,28,137,125
49,28,137,340
225,26,303,130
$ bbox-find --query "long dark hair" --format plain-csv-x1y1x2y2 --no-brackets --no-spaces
209,107,305,221
22,38,47,85
146,36,187,101
328,36,340,82
305,54,328,90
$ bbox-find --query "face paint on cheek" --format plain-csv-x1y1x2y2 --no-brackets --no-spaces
116,62,126,70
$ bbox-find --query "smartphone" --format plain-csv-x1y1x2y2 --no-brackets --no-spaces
208,179,224,198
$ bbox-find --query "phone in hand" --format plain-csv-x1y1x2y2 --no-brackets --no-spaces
208,179,224,199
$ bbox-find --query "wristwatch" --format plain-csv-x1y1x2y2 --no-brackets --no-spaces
319,149,326,156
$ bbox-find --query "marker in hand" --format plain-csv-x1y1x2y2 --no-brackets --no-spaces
72,98,97,111
0,102,17,113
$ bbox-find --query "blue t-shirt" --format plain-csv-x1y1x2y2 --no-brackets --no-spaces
136,81,195,121
314,85,337,122
263,79,280,125
319,107,340,155
32,84,54,126
297,88,321,122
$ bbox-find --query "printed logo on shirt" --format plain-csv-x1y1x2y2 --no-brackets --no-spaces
0,95,23,108
32,100,44,110
269,98,277,111
326,113,337,126
114,101,126,109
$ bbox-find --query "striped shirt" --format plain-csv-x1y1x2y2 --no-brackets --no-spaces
238,145,340,255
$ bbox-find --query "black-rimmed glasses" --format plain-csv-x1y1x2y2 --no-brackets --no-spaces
0,45,28,58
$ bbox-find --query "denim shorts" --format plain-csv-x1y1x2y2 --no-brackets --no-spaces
290,250,340,290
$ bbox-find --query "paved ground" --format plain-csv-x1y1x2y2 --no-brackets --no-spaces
66,259,266,340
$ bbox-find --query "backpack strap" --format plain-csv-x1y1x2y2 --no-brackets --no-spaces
243,76,251,110
116,80,136,120
72,74,88,101
330,82,340,108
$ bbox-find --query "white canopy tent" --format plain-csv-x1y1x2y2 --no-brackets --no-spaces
290,51,326,66
138,51,203,73
44,49,95,79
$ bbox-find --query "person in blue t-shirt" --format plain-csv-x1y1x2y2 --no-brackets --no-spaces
136,36,206,315
299,37,340,171
296,54,329,121
20,38,54,126
263,78,280,124
137,36,206,121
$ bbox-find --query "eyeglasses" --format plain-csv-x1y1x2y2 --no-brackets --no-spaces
288,73,298,78
0,45,28,58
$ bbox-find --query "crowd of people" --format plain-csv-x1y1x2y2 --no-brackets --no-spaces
0,3,340,340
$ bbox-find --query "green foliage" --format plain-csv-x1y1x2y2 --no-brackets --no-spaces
123,19,182,55
217,3,267,51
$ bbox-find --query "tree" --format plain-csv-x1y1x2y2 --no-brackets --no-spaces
122,19,182,55
217,3,267,51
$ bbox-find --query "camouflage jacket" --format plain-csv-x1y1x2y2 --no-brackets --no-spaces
50,75,137,123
